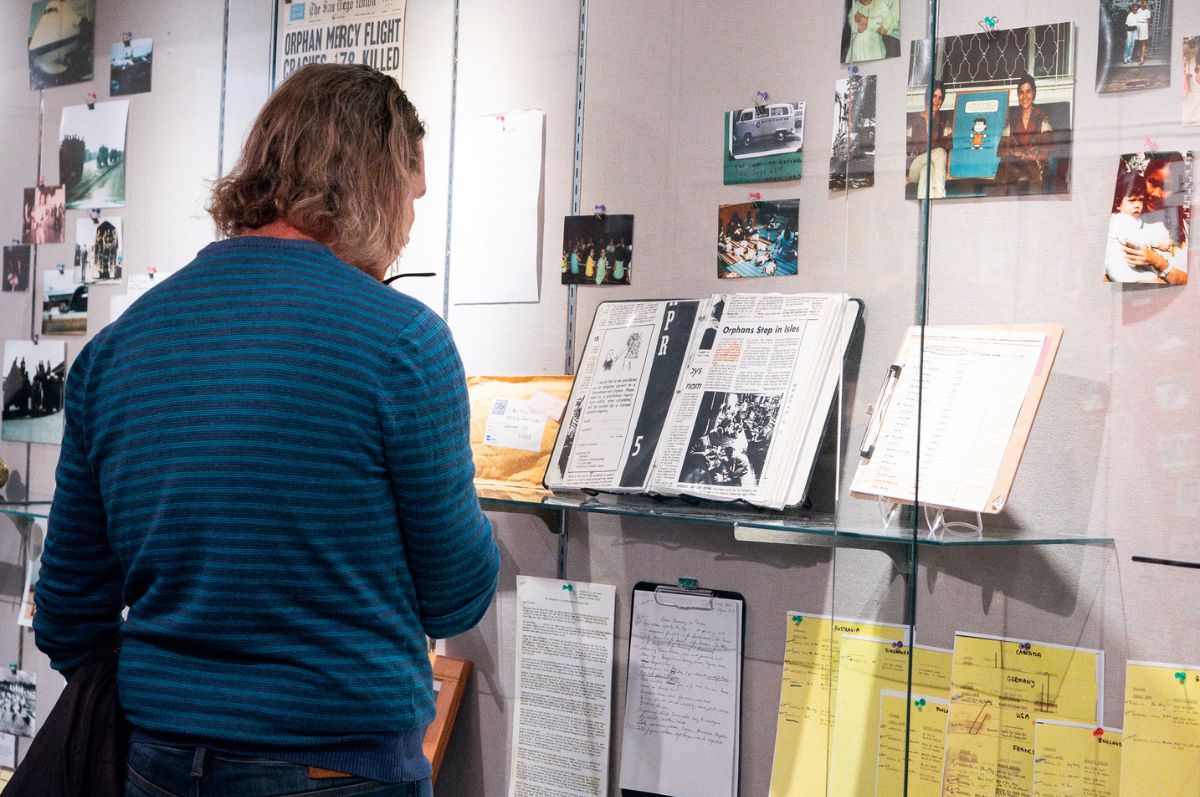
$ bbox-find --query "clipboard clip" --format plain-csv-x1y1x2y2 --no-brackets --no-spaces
653,579,716,610
860,364,902,459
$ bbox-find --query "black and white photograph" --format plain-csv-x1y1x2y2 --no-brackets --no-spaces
76,216,123,283
717,200,799,278
3,247,31,294
906,23,1076,199
678,391,782,488
0,670,37,738
1096,0,1172,93
27,0,95,90
21,184,66,245
561,214,634,285
841,0,900,63
110,33,153,96
42,268,88,336
3,339,66,445
59,100,129,209
723,101,804,185
829,75,876,190
1184,36,1200,126
19,540,41,629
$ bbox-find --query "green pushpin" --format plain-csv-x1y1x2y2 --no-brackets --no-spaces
913,698,926,710
791,615,803,624
562,584,573,592
1176,671,1187,683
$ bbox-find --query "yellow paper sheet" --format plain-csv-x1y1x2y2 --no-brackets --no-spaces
827,637,951,797
943,633,1102,797
1118,661,1200,797
767,614,908,797
1032,720,1121,797
877,690,950,797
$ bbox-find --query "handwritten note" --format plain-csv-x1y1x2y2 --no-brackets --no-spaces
943,633,1102,797
876,690,950,797
767,614,908,797
509,577,616,797
1118,661,1200,796
619,588,743,796
1033,720,1122,797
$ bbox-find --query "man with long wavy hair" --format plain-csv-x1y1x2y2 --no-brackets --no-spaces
35,63,499,796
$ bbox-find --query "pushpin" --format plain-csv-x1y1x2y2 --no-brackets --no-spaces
891,640,904,649
1176,671,1187,683
594,204,606,220
1093,727,1104,737
913,698,926,710
1145,136,1159,153
56,262,65,274
7,664,16,673
1018,642,1032,651
754,90,769,110
561,583,573,592
495,113,506,131
848,65,859,78
979,16,998,32
748,192,761,201
791,615,803,624
85,92,96,110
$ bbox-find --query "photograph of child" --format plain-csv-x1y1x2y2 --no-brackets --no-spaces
561,214,634,286
1104,151,1190,285
905,23,1075,200
717,200,799,279
1184,36,1200,126
1096,0,1172,93
829,75,876,191
841,0,900,63
3,247,32,294
21,185,66,244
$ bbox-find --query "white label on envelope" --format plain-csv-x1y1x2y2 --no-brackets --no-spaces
484,398,547,452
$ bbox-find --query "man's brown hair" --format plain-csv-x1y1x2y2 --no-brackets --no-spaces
209,63,425,275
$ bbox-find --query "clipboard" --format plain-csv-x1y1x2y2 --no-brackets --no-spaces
850,324,1063,514
619,581,745,797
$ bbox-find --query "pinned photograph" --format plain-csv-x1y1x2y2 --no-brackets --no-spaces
59,100,129,209
18,525,43,629
2,339,66,445
717,200,799,279
1103,151,1190,285
561,214,634,285
110,33,153,96
723,101,804,185
906,23,1076,199
75,216,123,283
1184,37,1200,126
21,185,66,244
2,247,31,294
0,670,36,738
42,268,88,336
678,392,782,488
28,0,95,90
1096,0,1172,93
842,0,900,63
829,75,876,190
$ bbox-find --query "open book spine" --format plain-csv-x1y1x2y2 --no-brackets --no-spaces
544,299,705,492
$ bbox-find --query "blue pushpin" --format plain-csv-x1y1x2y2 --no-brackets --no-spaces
754,90,769,106
849,65,859,77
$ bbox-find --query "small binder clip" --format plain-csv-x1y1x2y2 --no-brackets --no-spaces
979,16,998,32
1176,671,1188,683
56,262,66,274
7,664,15,673
677,577,698,590
561,583,573,592
748,192,761,201
594,204,606,220
85,92,96,110
147,266,158,279
1093,727,1104,737
1144,136,1159,153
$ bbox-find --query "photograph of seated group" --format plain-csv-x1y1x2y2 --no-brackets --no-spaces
905,23,1075,200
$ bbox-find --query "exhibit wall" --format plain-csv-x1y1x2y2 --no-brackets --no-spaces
0,0,1198,795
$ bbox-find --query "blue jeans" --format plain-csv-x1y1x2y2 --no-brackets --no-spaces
1123,31,1136,62
125,743,434,797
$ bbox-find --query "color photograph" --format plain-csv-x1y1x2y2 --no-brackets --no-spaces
723,101,804,185
561,214,634,285
1103,151,1190,285
41,268,88,336
75,216,123,283
717,199,798,278
2,339,66,445
906,23,1076,199
841,0,900,63
1184,36,1200,126
21,185,66,244
27,0,95,90
110,34,153,96
829,75,876,190
1096,0,1172,93
58,100,129,209
3,246,32,293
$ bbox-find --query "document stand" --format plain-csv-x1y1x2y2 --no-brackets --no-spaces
876,497,984,541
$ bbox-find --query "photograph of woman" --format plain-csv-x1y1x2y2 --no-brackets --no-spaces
842,0,899,63
1104,151,1190,285
905,81,953,199
997,74,1053,194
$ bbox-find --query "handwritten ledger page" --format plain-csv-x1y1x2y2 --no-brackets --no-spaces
876,691,950,797
618,587,743,796
1032,720,1122,797
1118,661,1200,797
509,576,615,797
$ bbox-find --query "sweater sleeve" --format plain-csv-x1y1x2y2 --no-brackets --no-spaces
379,309,500,639
34,344,125,676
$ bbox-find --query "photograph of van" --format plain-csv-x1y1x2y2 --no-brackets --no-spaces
723,101,805,185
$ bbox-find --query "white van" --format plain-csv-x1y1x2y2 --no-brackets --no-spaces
732,103,804,147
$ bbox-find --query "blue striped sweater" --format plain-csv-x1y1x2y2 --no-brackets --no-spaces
34,236,499,777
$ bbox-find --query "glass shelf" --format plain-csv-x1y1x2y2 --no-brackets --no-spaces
475,485,1114,549
0,501,51,520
